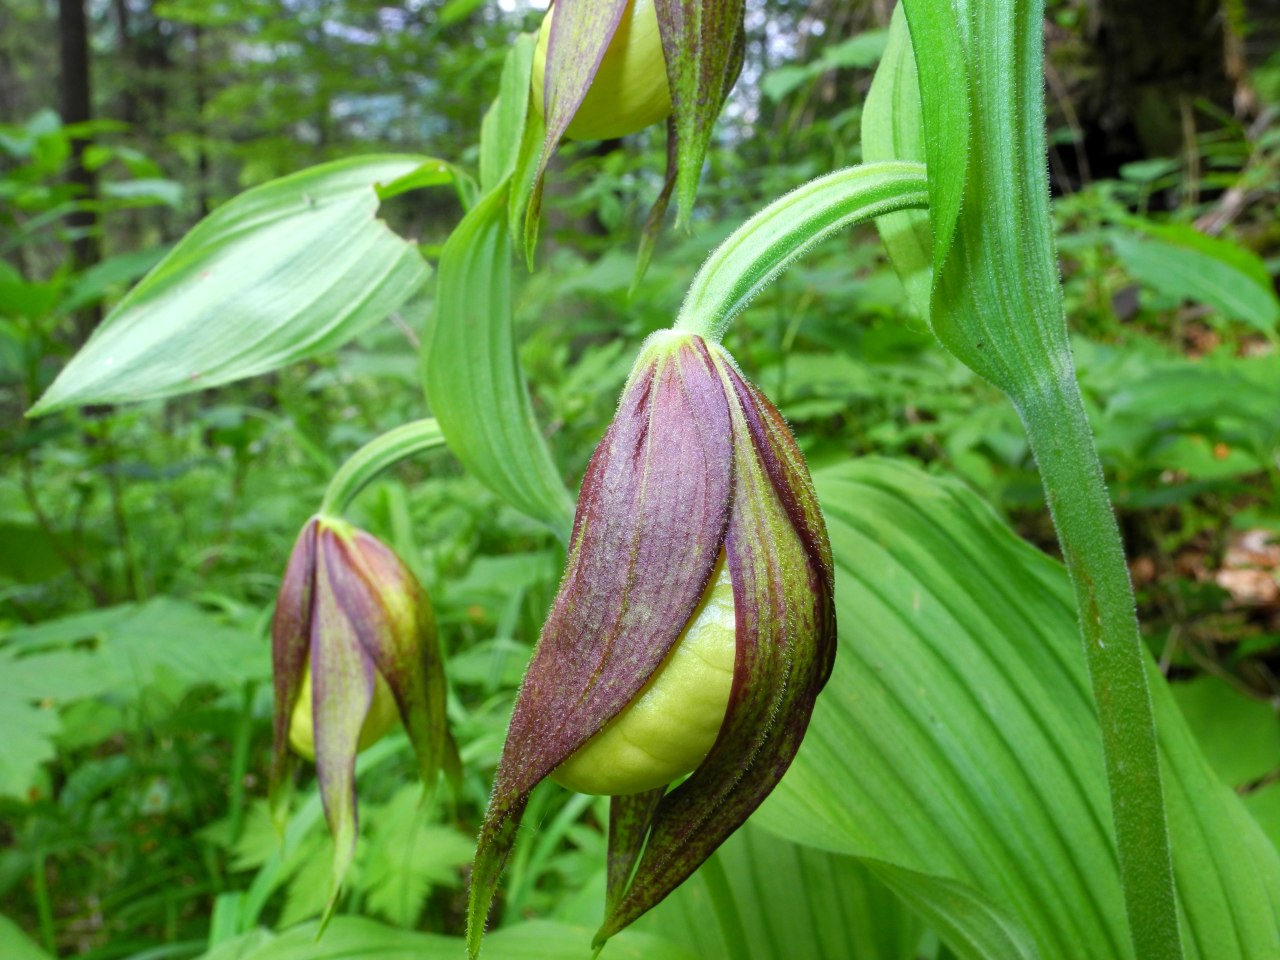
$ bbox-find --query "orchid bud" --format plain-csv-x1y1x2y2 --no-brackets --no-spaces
468,331,836,956
269,515,451,912
531,0,672,142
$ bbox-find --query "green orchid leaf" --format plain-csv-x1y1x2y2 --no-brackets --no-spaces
642,826,924,960
196,916,696,960
895,2,966,290
1110,232,1280,334
867,862,1037,960
754,458,1280,960
423,182,574,536
860,7,931,318
30,156,443,414
675,161,928,341
480,33,537,196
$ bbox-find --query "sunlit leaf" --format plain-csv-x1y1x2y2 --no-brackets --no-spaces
31,156,438,413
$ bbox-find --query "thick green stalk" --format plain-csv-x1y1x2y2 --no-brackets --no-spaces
1015,377,1181,960
319,419,445,517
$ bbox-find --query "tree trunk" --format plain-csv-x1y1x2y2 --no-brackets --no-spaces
1066,0,1230,185
58,0,102,339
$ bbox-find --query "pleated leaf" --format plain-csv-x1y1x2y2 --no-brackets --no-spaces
31,156,438,414
480,34,537,196
196,916,697,960
753,458,1280,960
629,824,924,960
860,9,932,318
423,183,575,535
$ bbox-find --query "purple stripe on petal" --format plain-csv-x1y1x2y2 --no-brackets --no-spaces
311,527,379,913
469,333,734,954
595,345,836,941
340,529,449,796
269,519,317,799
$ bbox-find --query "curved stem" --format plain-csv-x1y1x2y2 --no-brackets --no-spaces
1015,379,1181,960
319,419,446,517
673,162,929,343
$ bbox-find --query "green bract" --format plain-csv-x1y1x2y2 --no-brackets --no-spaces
466,331,836,956
269,515,451,917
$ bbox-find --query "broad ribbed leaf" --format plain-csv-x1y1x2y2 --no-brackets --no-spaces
754,458,1280,960
480,34,536,195
423,183,574,535
675,162,928,340
631,825,923,960
196,916,696,960
31,156,437,414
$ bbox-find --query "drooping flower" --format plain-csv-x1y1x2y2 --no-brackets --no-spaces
269,515,452,913
467,331,836,955
531,0,671,141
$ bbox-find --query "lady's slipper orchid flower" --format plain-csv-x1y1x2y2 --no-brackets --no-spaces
468,331,836,955
269,515,451,911
531,0,671,141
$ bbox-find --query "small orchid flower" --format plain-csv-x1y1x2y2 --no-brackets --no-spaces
468,331,836,955
269,515,452,916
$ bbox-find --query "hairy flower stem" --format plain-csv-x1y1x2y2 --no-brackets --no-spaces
1016,377,1181,960
319,418,446,517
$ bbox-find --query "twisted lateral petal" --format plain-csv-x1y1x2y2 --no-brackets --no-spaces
596,345,836,943
269,520,317,822
467,333,734,955
653,0,746,226
338,529,451,794
310,526,380,915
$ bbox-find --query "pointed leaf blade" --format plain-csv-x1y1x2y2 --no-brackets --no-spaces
424,183,575,535
31,156,439,414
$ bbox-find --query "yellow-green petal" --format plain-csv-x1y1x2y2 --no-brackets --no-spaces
552,551,735,796
532,0,671,141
